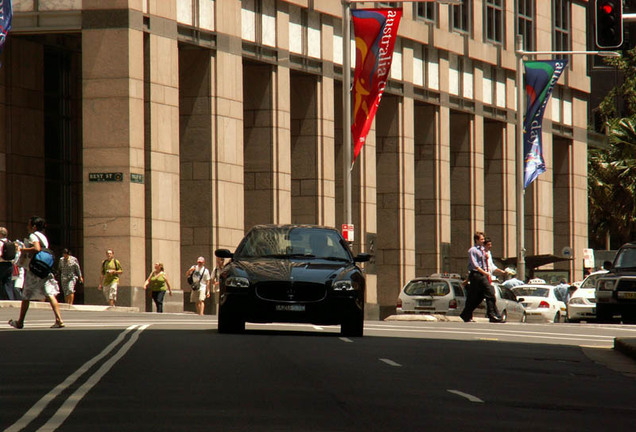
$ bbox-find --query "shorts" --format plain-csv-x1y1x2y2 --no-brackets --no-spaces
190,286,206,303
22,271,59,300
104,281,118,300
61,277,78,296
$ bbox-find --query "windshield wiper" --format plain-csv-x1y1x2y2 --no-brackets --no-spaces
313,256,350,262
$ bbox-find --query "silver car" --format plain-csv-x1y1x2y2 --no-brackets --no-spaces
396,274,466,316
475,284,527,322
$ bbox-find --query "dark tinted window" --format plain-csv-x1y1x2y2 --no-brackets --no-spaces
452,282,465,297
235,227,351,260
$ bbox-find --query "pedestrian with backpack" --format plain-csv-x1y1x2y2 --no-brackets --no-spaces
8,216,65,329
98,249,123,307
0,226,20,300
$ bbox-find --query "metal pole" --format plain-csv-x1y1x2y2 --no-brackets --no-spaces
343,0,352,226
515,35,526,281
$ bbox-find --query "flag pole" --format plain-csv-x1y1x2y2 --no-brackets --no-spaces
343,0,353,228
515,35,526,281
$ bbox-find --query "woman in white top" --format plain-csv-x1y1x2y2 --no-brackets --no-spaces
8,216,65,329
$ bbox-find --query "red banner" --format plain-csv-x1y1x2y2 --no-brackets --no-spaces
351,8,402,164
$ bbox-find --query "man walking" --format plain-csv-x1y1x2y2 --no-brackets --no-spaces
460,232,503,323
98,249,122,307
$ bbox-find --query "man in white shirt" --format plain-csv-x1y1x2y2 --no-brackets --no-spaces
483,237,508,282
186,256,211,315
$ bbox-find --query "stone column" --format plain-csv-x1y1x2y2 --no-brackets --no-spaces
82,3,146,307
214,0,245,250
145,2,182,311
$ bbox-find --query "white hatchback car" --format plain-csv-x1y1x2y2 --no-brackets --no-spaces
512,281,567,323
396,274,466,316
567,270,608,322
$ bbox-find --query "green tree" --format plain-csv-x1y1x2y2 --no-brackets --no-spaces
588,117,636,248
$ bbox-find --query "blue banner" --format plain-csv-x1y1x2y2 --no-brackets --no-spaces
523,60,568,188
0,0,12,67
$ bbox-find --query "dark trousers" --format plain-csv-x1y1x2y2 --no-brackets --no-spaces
461,271,499,320
0,262,20,301
151,290,166,313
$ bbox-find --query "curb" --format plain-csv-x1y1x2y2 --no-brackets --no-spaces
0,300,139,313
615,338,636,361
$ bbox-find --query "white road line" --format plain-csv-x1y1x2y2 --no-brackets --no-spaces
39,325,150,431
448,389,484,403
5,325,142,432
339,337,353,343
379,358,402,367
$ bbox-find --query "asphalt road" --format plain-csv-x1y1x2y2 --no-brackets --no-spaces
2,309,636,431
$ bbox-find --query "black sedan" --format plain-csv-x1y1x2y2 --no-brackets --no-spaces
215,224,370,336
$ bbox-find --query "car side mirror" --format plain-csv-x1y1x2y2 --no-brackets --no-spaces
517,297,525,303
354,253,371,263
603,260,613,270
215,249,234,259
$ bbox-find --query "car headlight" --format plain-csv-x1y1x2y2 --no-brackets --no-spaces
598,280,615,291
333,280,354,291
225,276,250,288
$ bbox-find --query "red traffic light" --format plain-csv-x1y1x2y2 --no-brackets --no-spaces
600,4,613,15
595,0,623,49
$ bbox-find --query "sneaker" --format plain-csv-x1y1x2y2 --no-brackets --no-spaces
8,319,23,329
51,321,65,329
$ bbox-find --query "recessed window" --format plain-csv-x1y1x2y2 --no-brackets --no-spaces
485,0,504,45
415,2,436,23
452,0,471,34
516,0,535,51
553,0,570,53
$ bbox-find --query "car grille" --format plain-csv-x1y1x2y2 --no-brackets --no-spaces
618,279,636,292
255,281,327,302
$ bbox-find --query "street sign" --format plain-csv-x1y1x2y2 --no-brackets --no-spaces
342,224,354,242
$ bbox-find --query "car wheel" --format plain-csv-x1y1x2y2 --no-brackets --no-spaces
596,304,614,323
553,312,560,323
218,306,245,334
621,309,636,325
341,310,364,337
501,310,508,323
521,312,527,323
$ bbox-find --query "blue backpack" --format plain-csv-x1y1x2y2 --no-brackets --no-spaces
29,233,55,278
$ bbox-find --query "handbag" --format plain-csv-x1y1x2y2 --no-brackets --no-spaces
189,266,205,290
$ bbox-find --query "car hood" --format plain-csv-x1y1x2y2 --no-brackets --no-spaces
231,258,352,283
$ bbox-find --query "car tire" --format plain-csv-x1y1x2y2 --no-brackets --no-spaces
341,310,364,337
501,310,508,323
218,306,245,334
621,309,636,325
596,304,614,323
521,312,527,323
553,312,560,323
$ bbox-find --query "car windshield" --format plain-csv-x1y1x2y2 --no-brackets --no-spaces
614,247,636,269
234,226,351,261
580,273,606,289
512,286,549,297
404,280,450,296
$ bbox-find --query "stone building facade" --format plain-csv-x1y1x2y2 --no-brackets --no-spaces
0,0,590,318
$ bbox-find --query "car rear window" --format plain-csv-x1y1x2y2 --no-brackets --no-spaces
404,280,450,296
512,287,549,297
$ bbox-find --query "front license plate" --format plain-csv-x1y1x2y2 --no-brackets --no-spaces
618,292,636,300
276,304,306,312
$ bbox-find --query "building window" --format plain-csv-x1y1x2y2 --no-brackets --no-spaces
516,0,535,51
452,0,471,34
415,2,436,22
553,0,570,53
485,0,504,44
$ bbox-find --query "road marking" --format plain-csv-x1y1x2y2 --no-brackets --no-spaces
339,337,354,343
5,325,145,432
40,325,149,431
379,358,402,367
448,389,484,403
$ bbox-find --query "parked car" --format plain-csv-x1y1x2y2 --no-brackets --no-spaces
566,270,608,322
596,242,636,323
474,283,527,323
396,273,465,316
214,224,371,336
512,281,567,323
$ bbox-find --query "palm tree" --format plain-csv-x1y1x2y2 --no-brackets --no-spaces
588,117,636,249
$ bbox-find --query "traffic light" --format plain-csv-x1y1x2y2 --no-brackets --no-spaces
595,0,624,49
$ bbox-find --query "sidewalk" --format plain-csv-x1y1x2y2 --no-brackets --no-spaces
0,300,139,313
385,312,636,362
